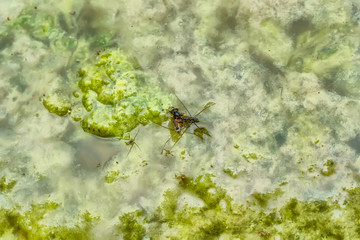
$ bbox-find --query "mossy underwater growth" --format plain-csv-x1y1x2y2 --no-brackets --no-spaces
8,5,115,54
118,210,146,240
42,50,173,138
10,6,172,139
288,24,360,78
2,174,360,239
2,1,360,240
115,173,360,239
0,201,99,240
0,177,16,193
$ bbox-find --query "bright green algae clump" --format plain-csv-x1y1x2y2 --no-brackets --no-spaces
115,174,360,239
43,50,172,138
0,202,99,240
2,175,360,239
0,177,16,192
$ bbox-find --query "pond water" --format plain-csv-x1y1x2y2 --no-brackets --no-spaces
1,0,360,239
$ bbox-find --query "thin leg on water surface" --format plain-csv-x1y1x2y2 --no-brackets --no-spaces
161,124,189,155
154,122,195,136
126,143,141,157
126,144,134,157
168,125,190,152
126,129,141,157
161,136,172,155
174,93,193,117
194,102,216,117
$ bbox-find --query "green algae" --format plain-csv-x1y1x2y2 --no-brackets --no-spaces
248,17,360,80
0,177,16,192
251,188,283,208
105,170,120,183
288,24,360,77
43,50,173,139
193,127,211,140
3,182,357,239
151,174,237,238
42,92,72,116
0,201,99,240
174,174,228,209
7,6,84,65
11,7,174,139
223,168,247,179
1,1,360,239
320,160,336,176
249,18,293,68
105,170,128,183
10,5,115,53
11,8,64,42
118,210,145,240
77,52,138,106
108,173,360,239
278,199,344,240
242,153,258,161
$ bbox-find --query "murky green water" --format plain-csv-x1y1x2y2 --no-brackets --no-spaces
1,0,360,239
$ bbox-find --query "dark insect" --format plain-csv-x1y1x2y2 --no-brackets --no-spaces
160,95,215,154
169,107,200,134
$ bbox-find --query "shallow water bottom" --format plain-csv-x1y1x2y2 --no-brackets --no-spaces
0,0,360,239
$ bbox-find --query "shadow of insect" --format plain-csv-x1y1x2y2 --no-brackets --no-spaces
101,129,141,169
124,129,141,157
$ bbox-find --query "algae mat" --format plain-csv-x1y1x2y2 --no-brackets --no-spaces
0,0,360,239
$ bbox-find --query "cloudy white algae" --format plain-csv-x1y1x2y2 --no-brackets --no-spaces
0,0,360,239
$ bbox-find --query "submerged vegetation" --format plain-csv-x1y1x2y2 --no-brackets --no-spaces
2,173,360,239
42,49,173,138
0,202,99,240
1,0,360,239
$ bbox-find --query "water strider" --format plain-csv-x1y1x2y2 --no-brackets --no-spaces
160,95,215,154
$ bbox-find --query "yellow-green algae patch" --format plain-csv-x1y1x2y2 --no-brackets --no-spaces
9,5,115,55
42,50,173,138
223,168,247,179
249,18,293,68
0,174,360,240
288,24,360,77
0,177,16,192
2,1,360,240
42,92,72,117
104,170,129,183
320,160,336,177
0,201,99,240
118,210,145,240
112,173,360,239
2,174,360,239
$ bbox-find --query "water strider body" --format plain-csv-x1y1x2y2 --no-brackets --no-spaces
169,107,199,134
160,98,215,154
